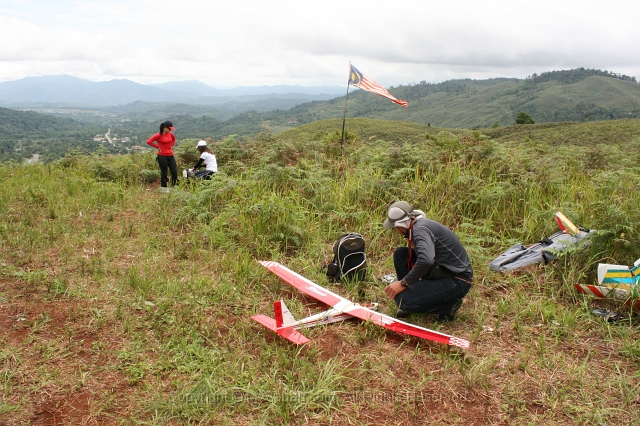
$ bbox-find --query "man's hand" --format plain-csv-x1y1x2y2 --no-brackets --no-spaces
384,281,406,300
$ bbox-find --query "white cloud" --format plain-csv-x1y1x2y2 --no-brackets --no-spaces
0,0,639,86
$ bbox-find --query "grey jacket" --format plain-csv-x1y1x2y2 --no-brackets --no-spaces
403,218,473,285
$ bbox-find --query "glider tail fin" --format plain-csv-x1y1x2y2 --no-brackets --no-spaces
274,300,297,328
251,300,310,345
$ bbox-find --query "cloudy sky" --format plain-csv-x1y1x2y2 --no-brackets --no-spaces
1,0,639,88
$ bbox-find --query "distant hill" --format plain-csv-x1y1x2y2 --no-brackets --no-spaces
0,75,183,107
4,69,638,129
103,94,343,121
0,105,265,163
0,105,85,136
18,94,342,123
0,75,344,108
148,80,221,97
0,106,105,163
150,81,344,97
268,69,640,128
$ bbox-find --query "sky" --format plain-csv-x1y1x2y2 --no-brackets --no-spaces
1,0,639,88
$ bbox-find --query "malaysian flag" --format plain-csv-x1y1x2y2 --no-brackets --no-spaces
348,65,408,108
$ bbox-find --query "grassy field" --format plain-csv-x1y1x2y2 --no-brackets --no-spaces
1,118,640,424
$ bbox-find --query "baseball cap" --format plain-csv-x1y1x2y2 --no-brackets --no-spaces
162,120,176,130
197,140,207,147
383,201,414,229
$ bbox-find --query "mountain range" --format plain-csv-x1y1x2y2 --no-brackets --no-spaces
0,75,345,108
1,68,639,132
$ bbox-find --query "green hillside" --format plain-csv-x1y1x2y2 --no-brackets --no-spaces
0,107,84,135
0,107,264,163
2,118,640,424
484,118,640,146
268,69,640,129
275,118,455,143
0,107,105,162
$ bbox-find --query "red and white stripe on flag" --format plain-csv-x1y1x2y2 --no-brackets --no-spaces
349,65,408,108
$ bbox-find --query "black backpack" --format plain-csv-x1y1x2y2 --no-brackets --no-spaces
326,233,367,282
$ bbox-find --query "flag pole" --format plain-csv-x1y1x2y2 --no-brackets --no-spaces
340,62,351,157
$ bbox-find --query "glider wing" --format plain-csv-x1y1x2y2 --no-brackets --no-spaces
343,305,470,349
259,260,344,307
259,261,470,349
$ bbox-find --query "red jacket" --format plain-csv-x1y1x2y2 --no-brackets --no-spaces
146,132,176,156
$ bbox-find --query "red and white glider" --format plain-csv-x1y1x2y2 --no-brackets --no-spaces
251,261,470,349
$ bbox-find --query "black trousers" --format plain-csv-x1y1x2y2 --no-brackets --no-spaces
194,170,215,180
157,155,177,187
392,247,472,314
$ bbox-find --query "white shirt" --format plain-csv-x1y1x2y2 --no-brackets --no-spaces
200,151,218,172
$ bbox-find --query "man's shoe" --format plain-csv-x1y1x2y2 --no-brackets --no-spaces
396,309,411,319
435,298,463,323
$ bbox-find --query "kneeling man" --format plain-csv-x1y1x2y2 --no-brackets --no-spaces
383,201,473,321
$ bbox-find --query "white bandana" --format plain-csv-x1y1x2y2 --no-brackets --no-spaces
394,217,412,229
394,210,425,229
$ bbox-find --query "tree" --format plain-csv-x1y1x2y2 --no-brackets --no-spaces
515,112,535,124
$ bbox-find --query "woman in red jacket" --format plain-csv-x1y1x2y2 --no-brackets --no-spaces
146,120,177,187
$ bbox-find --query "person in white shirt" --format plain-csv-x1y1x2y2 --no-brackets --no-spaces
191,140,218,179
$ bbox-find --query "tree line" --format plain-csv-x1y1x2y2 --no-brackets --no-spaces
525,68,637,84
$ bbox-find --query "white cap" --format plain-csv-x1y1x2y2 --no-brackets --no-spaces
197,140,207,147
